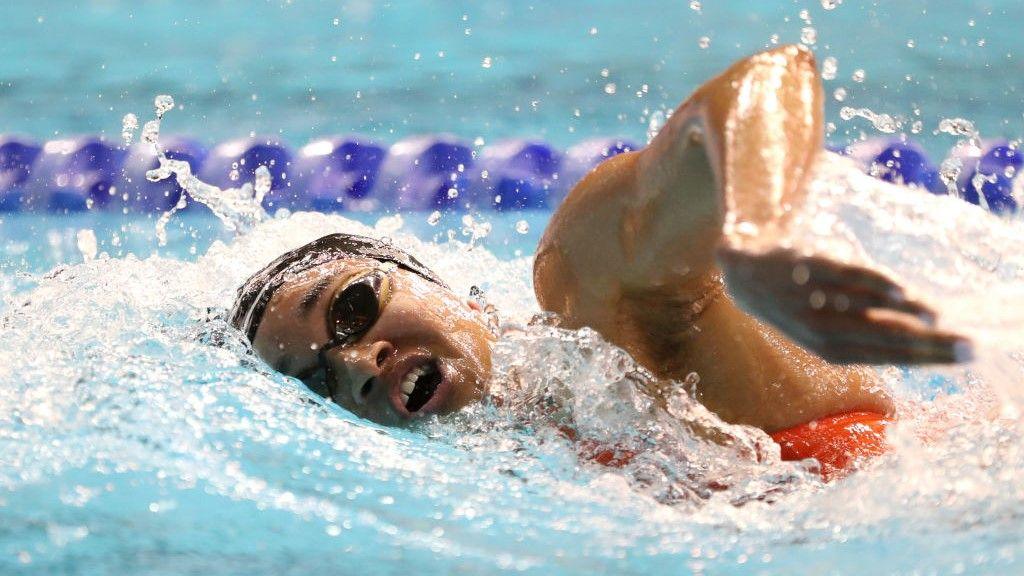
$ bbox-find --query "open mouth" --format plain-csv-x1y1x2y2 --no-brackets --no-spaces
399,359,443,413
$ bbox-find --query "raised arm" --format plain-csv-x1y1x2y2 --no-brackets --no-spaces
534,45,969,366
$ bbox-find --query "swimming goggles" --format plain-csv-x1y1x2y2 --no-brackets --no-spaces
300,268,394,400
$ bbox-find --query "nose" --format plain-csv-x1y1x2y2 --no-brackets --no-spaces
336,340,394,406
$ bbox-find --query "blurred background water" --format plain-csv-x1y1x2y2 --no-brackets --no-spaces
1,0,1021,158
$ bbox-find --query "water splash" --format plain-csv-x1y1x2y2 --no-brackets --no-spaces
125,95,271,246
839,106,899,133
936,117,984,200
1,203,1024,572
938,117,981,148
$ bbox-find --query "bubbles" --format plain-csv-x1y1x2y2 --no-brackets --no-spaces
821,0,842,9
689,0,701,12
427,210,442,226
514,220,529,234
697,36,711,49
851,69,866,83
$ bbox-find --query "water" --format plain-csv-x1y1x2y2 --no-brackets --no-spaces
3,1,1024,574
2,1,1023,158
2,164,1023,573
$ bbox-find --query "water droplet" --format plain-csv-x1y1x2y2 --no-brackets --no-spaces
839,106,899,133
689,0,702,12
698,36,711,49
427,211,442,226
481,56,492,69
800,27,817,46
229,169,240,182
515,220,530,234
938,117,979,139
76,229,97,261
647,110,667,143
253,165,272,199
821,0,842,9
833,87,848,102
851,69,866,83
447,187,459,199
906,38,916,48
141,120,161,145
822,57,838,80
121,113,138,146
604,83,617,95
153,94,175,117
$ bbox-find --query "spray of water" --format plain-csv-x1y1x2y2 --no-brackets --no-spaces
126,95,272,245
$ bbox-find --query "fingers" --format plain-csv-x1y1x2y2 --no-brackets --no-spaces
717,246,974,365
793,254,906,298
798,283,937,325
801,308,973,365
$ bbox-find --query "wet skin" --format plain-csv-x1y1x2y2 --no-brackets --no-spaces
252,259,494,426
251,44,969,432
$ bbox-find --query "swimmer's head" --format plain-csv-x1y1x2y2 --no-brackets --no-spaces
230,233,494,426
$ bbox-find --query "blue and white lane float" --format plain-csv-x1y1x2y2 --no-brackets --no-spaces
845,138,942,193
292,137,386,213
20,137,125,212
0,135,42,211
948,139,1021,214
0,134,1019,215
472,139,562,210
376,135,474,211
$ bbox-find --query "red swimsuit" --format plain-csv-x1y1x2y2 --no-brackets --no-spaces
769,411,892,480
573,411,893,481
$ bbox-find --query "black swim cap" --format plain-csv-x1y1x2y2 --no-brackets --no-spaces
230,233,448,343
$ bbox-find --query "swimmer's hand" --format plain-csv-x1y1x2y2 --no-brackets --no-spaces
717,246,973,365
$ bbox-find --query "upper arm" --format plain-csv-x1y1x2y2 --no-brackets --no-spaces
534,45,824,328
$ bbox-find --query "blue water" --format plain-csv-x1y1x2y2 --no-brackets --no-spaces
3,2,1024,575
1,0,1022,158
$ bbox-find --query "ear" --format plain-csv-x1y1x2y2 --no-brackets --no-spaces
466,299,483,312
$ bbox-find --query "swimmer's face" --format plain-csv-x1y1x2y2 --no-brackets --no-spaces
252,258,495,426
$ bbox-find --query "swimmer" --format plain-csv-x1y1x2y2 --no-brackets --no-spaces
230,45,970,479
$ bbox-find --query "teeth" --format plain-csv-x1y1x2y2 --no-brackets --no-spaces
400,365,427,395
399,363,437,407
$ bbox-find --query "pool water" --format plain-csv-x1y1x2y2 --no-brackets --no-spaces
3,1,1024,575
